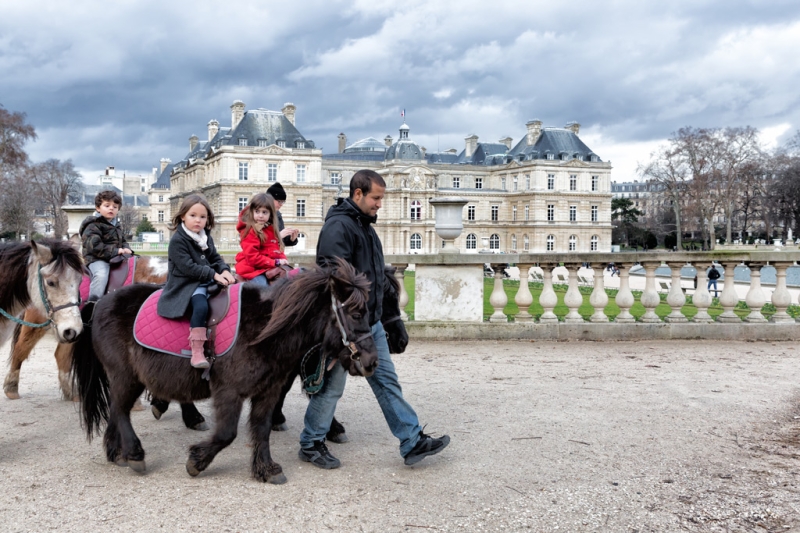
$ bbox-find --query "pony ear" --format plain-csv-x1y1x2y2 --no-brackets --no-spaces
68,234,82,250
30,240,53,264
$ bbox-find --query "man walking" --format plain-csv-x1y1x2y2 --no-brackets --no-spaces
266,182,299,247
299,169,450,469
707,264,721,297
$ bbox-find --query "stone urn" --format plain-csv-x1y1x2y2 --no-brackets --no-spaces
429,197,468,254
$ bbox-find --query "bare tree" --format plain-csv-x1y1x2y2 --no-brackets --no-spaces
0,104,36,178
639,144,690,249
30,159,84,239
716,127,762,243
117,203,139,240
0,168,38,239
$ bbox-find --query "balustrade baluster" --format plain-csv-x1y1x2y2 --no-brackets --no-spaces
563,263,584,323
589,263,609,322
488,263,508,323
514,263,535,322
640,262,661,323
538,263,559,323
393,263,409,321
770,262,793,323
664,262,687,322
743,262,767,323
716,262,741,323
614,263,635,323
691,262,713,323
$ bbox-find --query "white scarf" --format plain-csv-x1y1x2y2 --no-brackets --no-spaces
181,222,208,251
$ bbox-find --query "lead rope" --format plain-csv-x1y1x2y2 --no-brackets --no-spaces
0,266,54,329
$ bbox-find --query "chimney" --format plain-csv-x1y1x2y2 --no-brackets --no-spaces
282,102,296,126
384,135,393,147
526,119,542,145
465,134,478,158
106,166,115,176
499,136,513,149
189,134,199,152
160,158,171,173
231,100,245,129
338,133,347,153
208,119,219,141
565,122,580,135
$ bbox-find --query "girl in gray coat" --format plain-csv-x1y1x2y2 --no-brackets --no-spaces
157,194,236,369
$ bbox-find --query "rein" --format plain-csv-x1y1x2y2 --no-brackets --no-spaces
330,294,372,360
0,264,79,329
382,315,403,326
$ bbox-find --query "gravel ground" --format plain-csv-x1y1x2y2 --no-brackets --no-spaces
1,335,799,532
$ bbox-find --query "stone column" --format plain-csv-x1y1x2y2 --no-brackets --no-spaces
589,263,609,322
770,262,794,323
614,263,635,323
716,261,741,323
664,262,687,323
692,262,713,323
514,263,535,322
488,263,508,323
563,263,584,323
743,263,768,323
538,263,559,323
393,263,409,321
639,262,661,323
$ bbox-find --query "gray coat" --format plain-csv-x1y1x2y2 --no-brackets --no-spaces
276,211,297,247
157,228,230,319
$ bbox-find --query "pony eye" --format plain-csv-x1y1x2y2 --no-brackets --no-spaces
352,313,362,320
47,280,56,287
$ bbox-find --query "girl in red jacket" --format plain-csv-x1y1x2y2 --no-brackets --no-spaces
235,193,289,286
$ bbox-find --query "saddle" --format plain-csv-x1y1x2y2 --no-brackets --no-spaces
133,283,242,359
79,256,137,308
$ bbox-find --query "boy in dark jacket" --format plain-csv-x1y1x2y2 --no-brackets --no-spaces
79,190,131,301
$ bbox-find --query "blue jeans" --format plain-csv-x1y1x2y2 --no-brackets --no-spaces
707,279,718,295
88,261,110,300
300,322,423,457
248,274,268,286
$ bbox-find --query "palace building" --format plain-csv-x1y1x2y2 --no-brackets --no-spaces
152,100,612,254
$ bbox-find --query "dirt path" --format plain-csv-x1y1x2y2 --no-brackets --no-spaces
1,335,799,532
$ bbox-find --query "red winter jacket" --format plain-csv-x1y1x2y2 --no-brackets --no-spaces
234,217,286,280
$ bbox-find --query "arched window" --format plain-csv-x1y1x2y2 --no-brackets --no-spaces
511,234,517,250
591,235,599,251
410,233,422,250
547,235,555,252
523,234,529,251
569,235,577,251
410,200,421,220
466,233,477,250
489,234,500,250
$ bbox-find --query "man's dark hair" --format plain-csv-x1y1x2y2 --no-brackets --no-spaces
95,190,122,208
349,169,386,198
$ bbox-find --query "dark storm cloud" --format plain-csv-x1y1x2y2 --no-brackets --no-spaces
2,0,800,181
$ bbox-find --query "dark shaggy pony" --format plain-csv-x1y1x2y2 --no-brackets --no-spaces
72,260,379,484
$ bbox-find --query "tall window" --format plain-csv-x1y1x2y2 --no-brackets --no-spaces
569,205,577,222
513,176,518,191
466,233,477,250
475,177,483,189
523,234,529,251
158,195,164,202
296,140,305,149
467,205,476,221
591,235,599,251
511,234,517,250
296,164,306,182
491,205,499,221
296,199,306,217
570,174,577,191
238,196,248,212
547,153,554,160
258,139,268,147
525,174,531,189
158,210,164,222
330,172,341,185
524,205,530,221
512,205,517,221
547,204,554,222
501,177,506,190
410,233,422,250
277,140,286,148
268,163,278,182
453,176,460,188
547,235,555,251
591,175,599,191
238,161,248,181
489,234,499,250
569,235,577,251
591,205,598,222
410,200,421,220
238,138,247,146
547,174,555,190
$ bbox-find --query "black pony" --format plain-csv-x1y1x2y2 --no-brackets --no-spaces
72,260,378,484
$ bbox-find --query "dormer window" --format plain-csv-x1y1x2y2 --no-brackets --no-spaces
258,139,268,147
277,140,286,148
238,138,248,146
546,152,554,160
295,140,305,149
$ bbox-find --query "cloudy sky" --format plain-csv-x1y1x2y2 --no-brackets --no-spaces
2,0,799,183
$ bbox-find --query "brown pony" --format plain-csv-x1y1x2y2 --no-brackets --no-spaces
4,255,168,401
72,259,378,484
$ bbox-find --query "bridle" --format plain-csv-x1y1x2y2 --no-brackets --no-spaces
0,264,80,329
330,294,373,361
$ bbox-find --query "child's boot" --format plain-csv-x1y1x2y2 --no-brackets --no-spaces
189,327,209,369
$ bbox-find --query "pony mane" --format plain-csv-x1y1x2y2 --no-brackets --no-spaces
251,258,370,345
0,242,34,313
384,265,400,295
41,239,86,277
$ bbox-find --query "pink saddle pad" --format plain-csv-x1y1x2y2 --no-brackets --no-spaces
133,284,242,358
79,257,137,308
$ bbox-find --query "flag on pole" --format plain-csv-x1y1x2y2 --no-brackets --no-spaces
401,109,405,118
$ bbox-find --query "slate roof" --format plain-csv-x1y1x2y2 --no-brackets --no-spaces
152,162,174,189
72,184,149,207
344,137,387,153
385,140,424,160
507,128,600,162
222,109,313,150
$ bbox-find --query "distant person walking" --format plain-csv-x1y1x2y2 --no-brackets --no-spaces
707,264,721,297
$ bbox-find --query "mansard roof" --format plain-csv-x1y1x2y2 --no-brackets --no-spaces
223,109,313,149
153,162,174,189
344,137,387,153
508,128,601,162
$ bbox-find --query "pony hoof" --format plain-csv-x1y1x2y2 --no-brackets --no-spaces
327,433,349,444
128,459,146,473
190,421,210,432
114,458,128,467
186,460,201,477
272,422,289,432
268,473,287,485
4,391,20,400
151,405,163,420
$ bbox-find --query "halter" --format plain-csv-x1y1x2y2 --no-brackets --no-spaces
0,264,80,329
381,315,403,326
330,294,372,361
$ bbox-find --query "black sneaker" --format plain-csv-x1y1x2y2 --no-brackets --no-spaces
404,431,450,465
298,440,341,469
